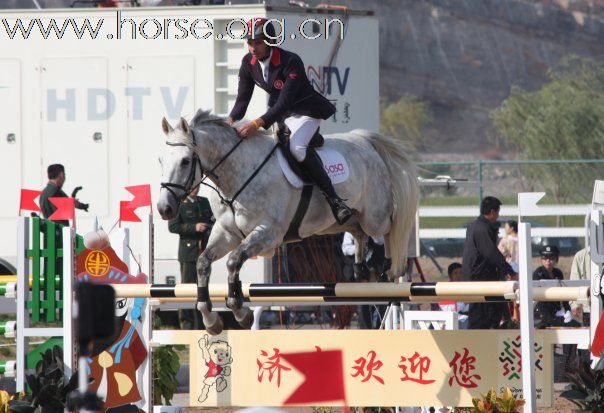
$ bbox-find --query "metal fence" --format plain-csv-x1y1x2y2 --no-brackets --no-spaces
415,160,604,257
418,159,604,206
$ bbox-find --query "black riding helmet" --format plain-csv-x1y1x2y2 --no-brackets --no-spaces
245,18,276,43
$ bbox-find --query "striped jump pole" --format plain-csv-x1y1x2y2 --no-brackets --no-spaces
112,281,518,302
0,282,16,298
110,282,590,303
0,275,61,288
0,321,16,338
0,360,16,378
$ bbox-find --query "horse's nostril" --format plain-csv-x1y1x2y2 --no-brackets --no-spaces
165,205,172,216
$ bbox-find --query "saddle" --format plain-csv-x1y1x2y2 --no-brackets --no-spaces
276,122,324,182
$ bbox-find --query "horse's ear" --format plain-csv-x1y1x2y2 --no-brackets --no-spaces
180,117,190,134
162,117,173,135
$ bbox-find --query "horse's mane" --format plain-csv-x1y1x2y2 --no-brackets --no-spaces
191,109,230,129
190,109,273,139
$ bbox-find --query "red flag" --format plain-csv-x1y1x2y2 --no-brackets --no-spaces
120,201,141,223
592,311,604,357
48,197,75,225
125,185,152,212
19,189,42,213
281,349,346,405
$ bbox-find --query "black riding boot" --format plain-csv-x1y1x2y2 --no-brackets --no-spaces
299,147,352,225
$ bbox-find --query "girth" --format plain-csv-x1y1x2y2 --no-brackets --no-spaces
276,122,324,242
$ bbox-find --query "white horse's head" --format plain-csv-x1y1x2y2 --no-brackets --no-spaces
157,116,201,220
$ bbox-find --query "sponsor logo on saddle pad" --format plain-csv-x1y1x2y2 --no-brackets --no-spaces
325,162,346,178
277,147,350,189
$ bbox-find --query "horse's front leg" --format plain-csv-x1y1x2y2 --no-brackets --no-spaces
196,224,240,335
225,224,281,329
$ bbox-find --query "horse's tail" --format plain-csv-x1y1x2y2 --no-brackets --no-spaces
355,130,420,277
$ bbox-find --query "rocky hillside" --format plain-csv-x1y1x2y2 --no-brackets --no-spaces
274,0,604,154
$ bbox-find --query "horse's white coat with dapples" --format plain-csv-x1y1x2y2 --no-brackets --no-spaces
157,109,419,334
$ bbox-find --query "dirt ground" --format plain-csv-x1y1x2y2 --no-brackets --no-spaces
414,256,575,282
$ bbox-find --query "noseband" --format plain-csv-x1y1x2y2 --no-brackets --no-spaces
159,140,205,203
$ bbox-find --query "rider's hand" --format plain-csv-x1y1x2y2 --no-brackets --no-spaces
195,223,208,232
226,117,234,126
237,118,264,139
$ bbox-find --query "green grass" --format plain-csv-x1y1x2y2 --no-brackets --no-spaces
419,194,587,206
420,215,585,229
419,195,586,228
419,195,507,207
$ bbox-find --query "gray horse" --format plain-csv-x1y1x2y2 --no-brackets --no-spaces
157,109,419,335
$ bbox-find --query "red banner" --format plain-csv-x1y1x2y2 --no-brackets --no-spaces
120,200,141,223
19,189,42,213
125,184,152,211
48,197,75,226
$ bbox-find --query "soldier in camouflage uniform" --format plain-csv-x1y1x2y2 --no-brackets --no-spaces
168,186,214,330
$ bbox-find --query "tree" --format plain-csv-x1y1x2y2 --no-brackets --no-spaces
491,55,604,204
380,94,432,150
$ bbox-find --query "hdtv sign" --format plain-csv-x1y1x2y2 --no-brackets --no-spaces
44,86,189,121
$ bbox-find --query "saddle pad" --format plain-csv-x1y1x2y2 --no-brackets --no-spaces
277,147,350,188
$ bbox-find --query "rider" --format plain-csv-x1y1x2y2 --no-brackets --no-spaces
226,18,352,225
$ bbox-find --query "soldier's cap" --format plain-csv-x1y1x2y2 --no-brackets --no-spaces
540,245,559,258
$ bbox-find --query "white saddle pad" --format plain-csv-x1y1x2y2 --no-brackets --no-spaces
276,147,350,189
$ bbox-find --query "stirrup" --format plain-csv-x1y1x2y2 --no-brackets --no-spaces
329,197,352,225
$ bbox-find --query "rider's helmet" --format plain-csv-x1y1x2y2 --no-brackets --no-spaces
245,18,276,43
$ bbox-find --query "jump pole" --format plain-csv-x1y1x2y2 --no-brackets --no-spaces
110,281,588,303
111,281,516,299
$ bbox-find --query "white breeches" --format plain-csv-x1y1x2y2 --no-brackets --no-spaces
283,114,321,162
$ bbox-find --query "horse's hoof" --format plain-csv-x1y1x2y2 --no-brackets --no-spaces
204,313,223,336
234,307,254,329
353,262,370,282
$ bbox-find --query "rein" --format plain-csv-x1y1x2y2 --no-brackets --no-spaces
160,128,278,237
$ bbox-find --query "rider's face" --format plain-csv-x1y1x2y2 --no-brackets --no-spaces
247,39,270,61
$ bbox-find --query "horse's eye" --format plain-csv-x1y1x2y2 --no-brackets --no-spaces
181,158,190,166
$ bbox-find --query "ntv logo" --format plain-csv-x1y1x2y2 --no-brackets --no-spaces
45,86,189,121
307,66,350,96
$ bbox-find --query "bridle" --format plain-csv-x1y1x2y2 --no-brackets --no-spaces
160,126,278,238
160,131,244,204
159,141,206,203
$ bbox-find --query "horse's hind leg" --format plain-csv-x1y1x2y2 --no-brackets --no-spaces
226,225,281,329
380,233,393,282
197,226,240,335
351,231,370,281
